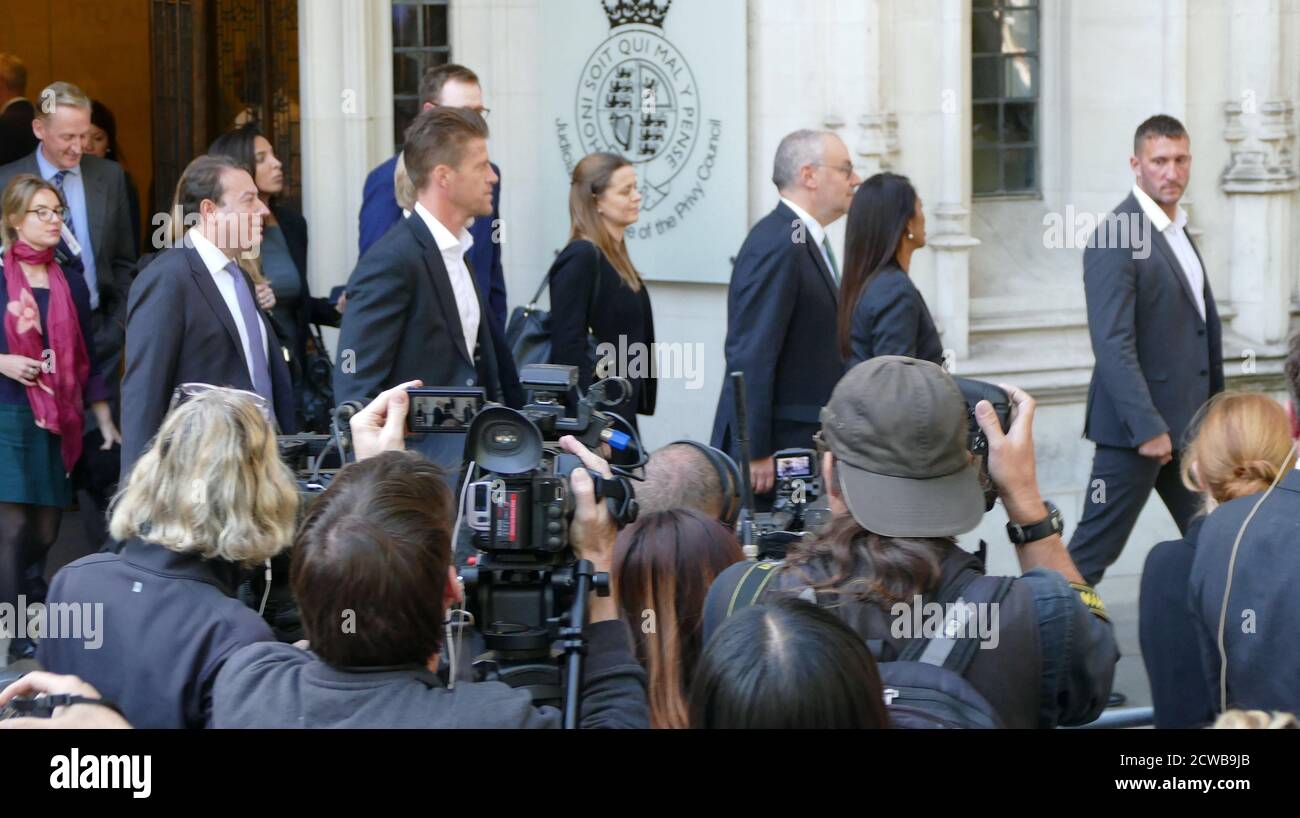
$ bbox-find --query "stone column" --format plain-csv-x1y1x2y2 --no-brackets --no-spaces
928,0,980,359
297,0,394,300
1221,0,1297,346
856,0,898,176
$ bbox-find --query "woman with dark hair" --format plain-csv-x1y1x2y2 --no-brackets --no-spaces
547,152,656,432
689,596,890,729
613,508,744,728
838,172,941,367
208,123,344,431
85,100,142,256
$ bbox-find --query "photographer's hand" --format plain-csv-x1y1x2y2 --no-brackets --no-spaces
0,672,131,729
351,380,422,461
976,384,1084,584
560,435,618,623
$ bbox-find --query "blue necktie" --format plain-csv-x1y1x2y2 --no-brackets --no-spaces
226,262,274,403
51,170,76,241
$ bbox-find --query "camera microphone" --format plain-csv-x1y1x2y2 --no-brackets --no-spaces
333,400,367,426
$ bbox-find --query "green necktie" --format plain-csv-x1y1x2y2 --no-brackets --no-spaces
822,237,840,283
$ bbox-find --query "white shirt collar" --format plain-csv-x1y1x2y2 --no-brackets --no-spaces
414,201,474,255
1131,183,1185,233
188,227,236,275
779,196,827,246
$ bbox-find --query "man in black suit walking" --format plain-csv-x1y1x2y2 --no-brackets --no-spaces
711,129,861,498
0,54,38,165
1070,115,1224,585
120,154,295,476
335,107,519,472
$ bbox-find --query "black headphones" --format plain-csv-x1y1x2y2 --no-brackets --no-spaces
666,440,743,527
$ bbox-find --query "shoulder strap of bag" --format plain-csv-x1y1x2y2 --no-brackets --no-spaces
896,548,1014,676
724,560,782,617
527,242,604,321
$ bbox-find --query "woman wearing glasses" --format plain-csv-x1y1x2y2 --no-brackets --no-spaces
838,172,943,368
36,386,297,727
0,174,117,664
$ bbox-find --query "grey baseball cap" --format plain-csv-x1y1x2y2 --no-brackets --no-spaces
820,356,984,537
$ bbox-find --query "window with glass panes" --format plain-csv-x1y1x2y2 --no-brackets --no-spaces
393,0,451,151
972,0,1039,196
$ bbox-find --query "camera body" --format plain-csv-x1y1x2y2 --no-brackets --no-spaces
751,447,830,559
953,378,1013,511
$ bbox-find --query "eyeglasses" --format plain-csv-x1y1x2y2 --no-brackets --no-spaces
25,206,70,224
169,382,274,425
813,161,856,179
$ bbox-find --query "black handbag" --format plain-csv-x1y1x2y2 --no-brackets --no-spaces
505,257,602,370
297,322,336,433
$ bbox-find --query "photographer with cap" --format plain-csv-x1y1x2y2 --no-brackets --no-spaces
211,382,649,729
703,357,1117,728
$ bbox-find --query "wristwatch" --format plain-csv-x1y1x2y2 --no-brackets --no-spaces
1006,499,1064,545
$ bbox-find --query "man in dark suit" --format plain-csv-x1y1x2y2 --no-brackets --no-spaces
711,129,861,498
336,107,519,473
358,64,508,334
1070,115,1224,586
1188,330,1300,718
120,154,295,476
0,53,38,165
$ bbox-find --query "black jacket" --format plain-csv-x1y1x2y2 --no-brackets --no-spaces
36,537,275,729
548,239,657,420
0,99,38,165
334,214,518,406
711,202,844,460
211,619,649,728
1140,517,1215,727
1083,193,1224,449
704,542,1118,728
1190,471,1300,715
268,203,341,383
848,262,944,367
120,245,297,477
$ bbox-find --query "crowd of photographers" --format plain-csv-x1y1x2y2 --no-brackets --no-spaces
5,335,1300,728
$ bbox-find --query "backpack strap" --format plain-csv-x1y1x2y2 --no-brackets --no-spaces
896,550,1015,678
724,560,782,617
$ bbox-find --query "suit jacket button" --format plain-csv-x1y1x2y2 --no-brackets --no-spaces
1200,369,1208,376
466,378,475,386
1198,329,1205,336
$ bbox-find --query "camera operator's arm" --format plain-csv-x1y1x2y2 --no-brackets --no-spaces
557,435,650,729
976,385,1084,584
977,385,1117,726
561,435,619,623
350,380,422,461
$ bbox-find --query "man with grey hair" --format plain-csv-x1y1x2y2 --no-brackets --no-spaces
638,443,728,521
711,129,860,503
0,53,37,165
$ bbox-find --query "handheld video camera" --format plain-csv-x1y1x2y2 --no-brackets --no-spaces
455,364,642,715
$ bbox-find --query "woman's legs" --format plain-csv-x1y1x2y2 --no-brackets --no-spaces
0,502,61,654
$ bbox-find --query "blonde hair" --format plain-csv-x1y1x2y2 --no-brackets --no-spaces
35,80,91,120
393,150,417,211
569,152,642,291
109,390,299,565
2,174,63,249
1212,709,1298,729
1180,392,1296,511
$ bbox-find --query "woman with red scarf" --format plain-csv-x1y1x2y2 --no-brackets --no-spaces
1,174,116,663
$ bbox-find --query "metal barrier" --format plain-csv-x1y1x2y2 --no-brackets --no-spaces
1070,706,1155,729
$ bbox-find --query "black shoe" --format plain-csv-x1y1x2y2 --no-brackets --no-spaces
1107,690,1127,708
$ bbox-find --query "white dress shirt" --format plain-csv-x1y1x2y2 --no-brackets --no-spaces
188,228,269,385
414,202,481,360
1132,184,1206,321
780,196,835,279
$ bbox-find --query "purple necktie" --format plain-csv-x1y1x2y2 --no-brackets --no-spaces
226,261,274,404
